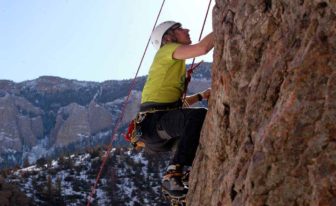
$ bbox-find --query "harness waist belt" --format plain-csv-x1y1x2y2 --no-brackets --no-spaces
140,100,182,112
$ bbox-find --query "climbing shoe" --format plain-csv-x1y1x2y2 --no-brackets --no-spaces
162,165,188,198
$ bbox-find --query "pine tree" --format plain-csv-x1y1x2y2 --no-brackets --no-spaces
46,175,52,200
55,176,65,206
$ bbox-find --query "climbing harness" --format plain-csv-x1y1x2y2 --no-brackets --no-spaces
86,1,166,205
125,100,182,148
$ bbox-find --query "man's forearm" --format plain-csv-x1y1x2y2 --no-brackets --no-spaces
199,32,214,53
184,93,203,106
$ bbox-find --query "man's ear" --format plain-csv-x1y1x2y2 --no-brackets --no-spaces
162,34,177,45
162,34,172,44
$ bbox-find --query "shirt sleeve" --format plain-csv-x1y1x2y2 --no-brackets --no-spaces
155,43,182,63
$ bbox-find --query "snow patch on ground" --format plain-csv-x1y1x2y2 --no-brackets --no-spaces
22,137,52,164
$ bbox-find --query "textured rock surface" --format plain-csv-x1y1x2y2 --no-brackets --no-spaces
0,94,43,153
52,102,113,147
52,103,91,147
188,0,336,205
88,101,114,134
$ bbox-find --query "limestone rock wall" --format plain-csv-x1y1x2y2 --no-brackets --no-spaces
188,0,336,205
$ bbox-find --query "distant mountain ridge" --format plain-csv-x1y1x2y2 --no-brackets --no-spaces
0,62,212,168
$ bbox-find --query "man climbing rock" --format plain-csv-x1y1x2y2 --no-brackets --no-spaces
137,21,214,199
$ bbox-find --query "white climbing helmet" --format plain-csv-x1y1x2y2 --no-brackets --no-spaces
150,21,181,50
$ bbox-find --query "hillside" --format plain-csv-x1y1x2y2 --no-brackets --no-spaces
2,147,171,206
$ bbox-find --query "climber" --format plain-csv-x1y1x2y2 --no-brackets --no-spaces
133,20,214,199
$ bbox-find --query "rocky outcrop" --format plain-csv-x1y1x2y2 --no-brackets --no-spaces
51,101,112,147
0,94,43,154
88,101,114,134
52,101,113,147
0,80,17,95
188,0,336,206
52,103,91,147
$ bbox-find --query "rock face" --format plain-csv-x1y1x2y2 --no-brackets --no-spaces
51,101,113,147
188,1,336,206
0,94,43,154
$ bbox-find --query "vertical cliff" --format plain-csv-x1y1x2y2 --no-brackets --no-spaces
188,0,336,205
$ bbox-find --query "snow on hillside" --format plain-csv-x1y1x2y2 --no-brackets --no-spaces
5,147,171,206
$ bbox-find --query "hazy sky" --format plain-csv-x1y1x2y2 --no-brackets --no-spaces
0,0,215,82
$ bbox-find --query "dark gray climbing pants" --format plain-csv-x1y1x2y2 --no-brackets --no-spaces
139,108,207,166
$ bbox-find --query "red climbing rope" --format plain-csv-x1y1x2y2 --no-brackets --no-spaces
183,0,213,100
86,1,166,205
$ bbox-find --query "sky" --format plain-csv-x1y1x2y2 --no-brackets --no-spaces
0,0,215,83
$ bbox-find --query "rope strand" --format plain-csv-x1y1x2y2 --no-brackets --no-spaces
183,0,213,102
189,0,213,69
